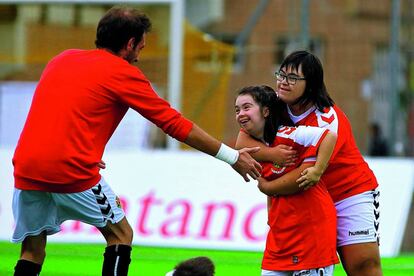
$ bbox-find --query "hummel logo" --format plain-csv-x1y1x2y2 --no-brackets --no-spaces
349,229,370,236
321,114,334,124
293,270,311,276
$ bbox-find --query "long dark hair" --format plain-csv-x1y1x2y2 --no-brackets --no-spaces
95,6,152,53
237,85,293,145
279,50,334,111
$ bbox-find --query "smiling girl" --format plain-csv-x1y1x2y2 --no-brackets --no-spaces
235,85,338,276
237,51,382,276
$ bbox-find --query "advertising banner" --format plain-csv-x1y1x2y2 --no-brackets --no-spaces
1,149,413,257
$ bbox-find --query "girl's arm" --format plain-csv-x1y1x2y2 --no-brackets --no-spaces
297,131,337,189
257,131,337,196
235,130,297,166
257,162,313,196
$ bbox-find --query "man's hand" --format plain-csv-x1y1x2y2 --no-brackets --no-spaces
296,166,322,190
97,160,106,169
271,145,297,167
232,147,262,182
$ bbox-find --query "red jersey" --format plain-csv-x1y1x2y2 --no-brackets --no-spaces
261,126,339,271
13,49,193,193
287,105,378,202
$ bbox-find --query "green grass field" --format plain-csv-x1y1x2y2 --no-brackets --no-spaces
1,241,414,275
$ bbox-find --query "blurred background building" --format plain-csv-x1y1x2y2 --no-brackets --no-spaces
186,0,414,157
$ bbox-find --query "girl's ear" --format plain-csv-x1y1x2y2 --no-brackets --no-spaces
263,107,270,118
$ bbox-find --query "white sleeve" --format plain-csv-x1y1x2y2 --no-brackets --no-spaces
316,108,339,134
293,126,327,147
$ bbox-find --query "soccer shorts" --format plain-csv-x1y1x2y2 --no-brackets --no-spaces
12,177,125,243
335,189,380,247
261,265,334,276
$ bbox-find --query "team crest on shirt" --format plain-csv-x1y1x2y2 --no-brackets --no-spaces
271,163,286,174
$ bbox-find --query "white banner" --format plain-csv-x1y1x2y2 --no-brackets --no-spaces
0,149,413,257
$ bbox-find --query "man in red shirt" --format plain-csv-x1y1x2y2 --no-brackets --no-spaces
11,7,261,276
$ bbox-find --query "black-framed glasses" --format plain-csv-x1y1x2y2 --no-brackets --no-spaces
275,71,306,85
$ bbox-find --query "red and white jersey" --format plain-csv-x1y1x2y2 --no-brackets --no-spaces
261,126,339,271
287,105,378,202
261,125,328,178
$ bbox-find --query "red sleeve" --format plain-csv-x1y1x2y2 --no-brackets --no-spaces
106,65,193,142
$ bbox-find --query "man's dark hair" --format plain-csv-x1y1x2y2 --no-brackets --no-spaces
237,85,293,145
95,6,152,53
279,50,334,111
173,256,215,276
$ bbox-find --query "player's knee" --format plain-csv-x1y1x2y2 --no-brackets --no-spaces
21,238,47,263
349,257,382,276
21,248,46,264
31,248,46,261
111,221,133,244
100,218,134,245
36,250,46,263
121,223,133,244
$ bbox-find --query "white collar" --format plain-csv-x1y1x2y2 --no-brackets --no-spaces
287,105,317,124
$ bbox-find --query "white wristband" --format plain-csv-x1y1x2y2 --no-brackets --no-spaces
215,143,239,165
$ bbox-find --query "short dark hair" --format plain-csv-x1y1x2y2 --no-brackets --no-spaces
279,50,334,111
237,85,293,145
95,6,152,53
173,256,215,276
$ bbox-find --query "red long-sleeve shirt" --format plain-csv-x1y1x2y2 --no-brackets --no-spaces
13,49,193,193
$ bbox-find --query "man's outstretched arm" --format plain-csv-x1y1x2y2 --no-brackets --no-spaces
184,124,262,182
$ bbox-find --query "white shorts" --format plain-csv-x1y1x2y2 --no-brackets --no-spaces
12,177,125,243
335,189,380,247
262,265,334,276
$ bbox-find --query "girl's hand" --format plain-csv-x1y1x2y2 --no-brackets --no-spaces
97,160,106,169
296,166,322,190
271,144,297,167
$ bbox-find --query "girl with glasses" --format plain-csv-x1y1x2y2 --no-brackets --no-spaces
236,51,382,276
